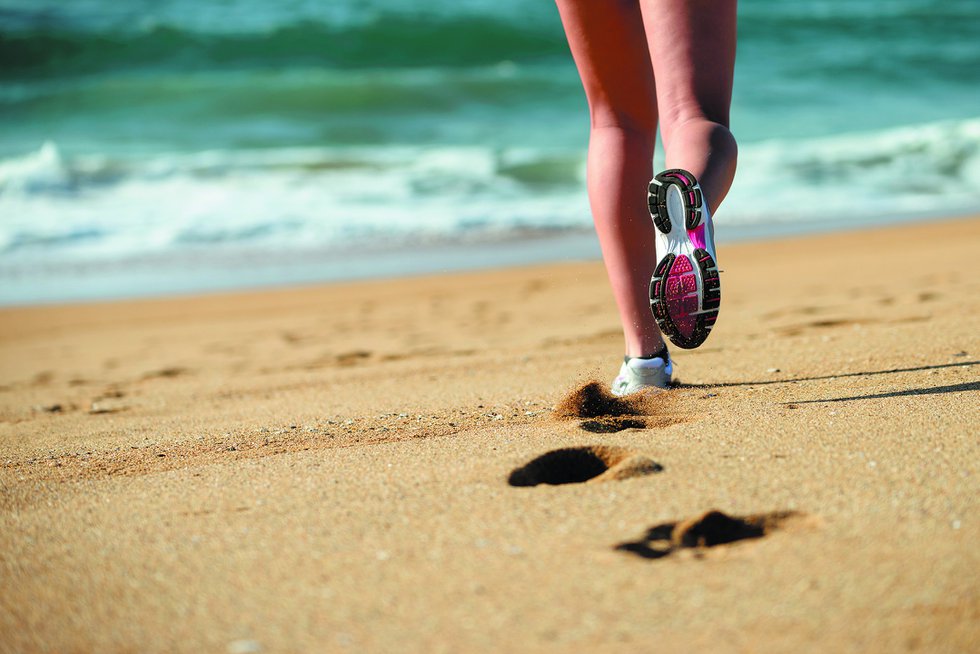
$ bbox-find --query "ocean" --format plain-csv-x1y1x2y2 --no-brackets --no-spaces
1,0,978,304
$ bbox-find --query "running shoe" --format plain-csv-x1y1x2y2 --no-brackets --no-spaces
611,353,672,397
647,168,721,349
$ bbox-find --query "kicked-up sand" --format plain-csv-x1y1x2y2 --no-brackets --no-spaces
1,217,978,652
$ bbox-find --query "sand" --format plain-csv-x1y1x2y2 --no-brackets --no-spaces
1,217,978,653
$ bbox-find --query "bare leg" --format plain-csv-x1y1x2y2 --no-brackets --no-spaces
555,0,664,358
640,0,738,212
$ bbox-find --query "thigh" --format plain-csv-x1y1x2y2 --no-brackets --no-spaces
555,0,658,133
640,0,737,141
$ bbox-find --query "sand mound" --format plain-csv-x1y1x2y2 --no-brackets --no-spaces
507,445,663,487
554,381,636,419
553,381,677,431
554,381,671,418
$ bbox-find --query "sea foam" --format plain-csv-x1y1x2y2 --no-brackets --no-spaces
2,118,978,268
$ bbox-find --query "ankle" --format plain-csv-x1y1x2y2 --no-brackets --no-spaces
625,343,669,362
624,339,668,361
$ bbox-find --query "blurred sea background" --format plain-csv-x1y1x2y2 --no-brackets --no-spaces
1,0,978,304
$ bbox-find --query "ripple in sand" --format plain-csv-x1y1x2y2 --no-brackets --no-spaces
507,445,663,487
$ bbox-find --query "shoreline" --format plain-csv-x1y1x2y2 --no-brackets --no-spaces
2,211,976,308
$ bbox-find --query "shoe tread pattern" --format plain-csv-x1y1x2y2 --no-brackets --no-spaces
648,169,703,234
649,250,720,350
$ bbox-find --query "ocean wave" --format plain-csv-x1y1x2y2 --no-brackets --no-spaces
1,118,978,262
0,141,586,196
725,118,980,222
0,142,73,194
0,141,589,259
0,14,565,80
0,64,573,125
6,0,977,83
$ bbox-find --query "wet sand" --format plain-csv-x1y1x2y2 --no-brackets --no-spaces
1,217,978,652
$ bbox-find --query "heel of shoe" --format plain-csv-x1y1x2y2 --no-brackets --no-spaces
647,177,673,235
649,169,704,231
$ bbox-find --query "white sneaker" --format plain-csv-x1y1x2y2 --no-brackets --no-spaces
610,354,673,396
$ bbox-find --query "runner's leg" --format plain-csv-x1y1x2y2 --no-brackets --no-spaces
555,0,664,358
640,0,738,211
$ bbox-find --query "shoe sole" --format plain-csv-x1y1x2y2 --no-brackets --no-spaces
648,169,720,350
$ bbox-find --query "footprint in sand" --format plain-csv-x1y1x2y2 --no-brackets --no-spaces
508,445,663,487
335,350,372,366
140,366,188,380
579,418,646,433
615,509,804,560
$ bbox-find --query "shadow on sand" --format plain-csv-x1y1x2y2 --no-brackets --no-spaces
788,380,980,404
676,360,977,389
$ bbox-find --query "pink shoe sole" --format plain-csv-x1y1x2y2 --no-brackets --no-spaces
648,169,721,350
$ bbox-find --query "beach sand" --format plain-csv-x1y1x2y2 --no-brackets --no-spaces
1,217,978,652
